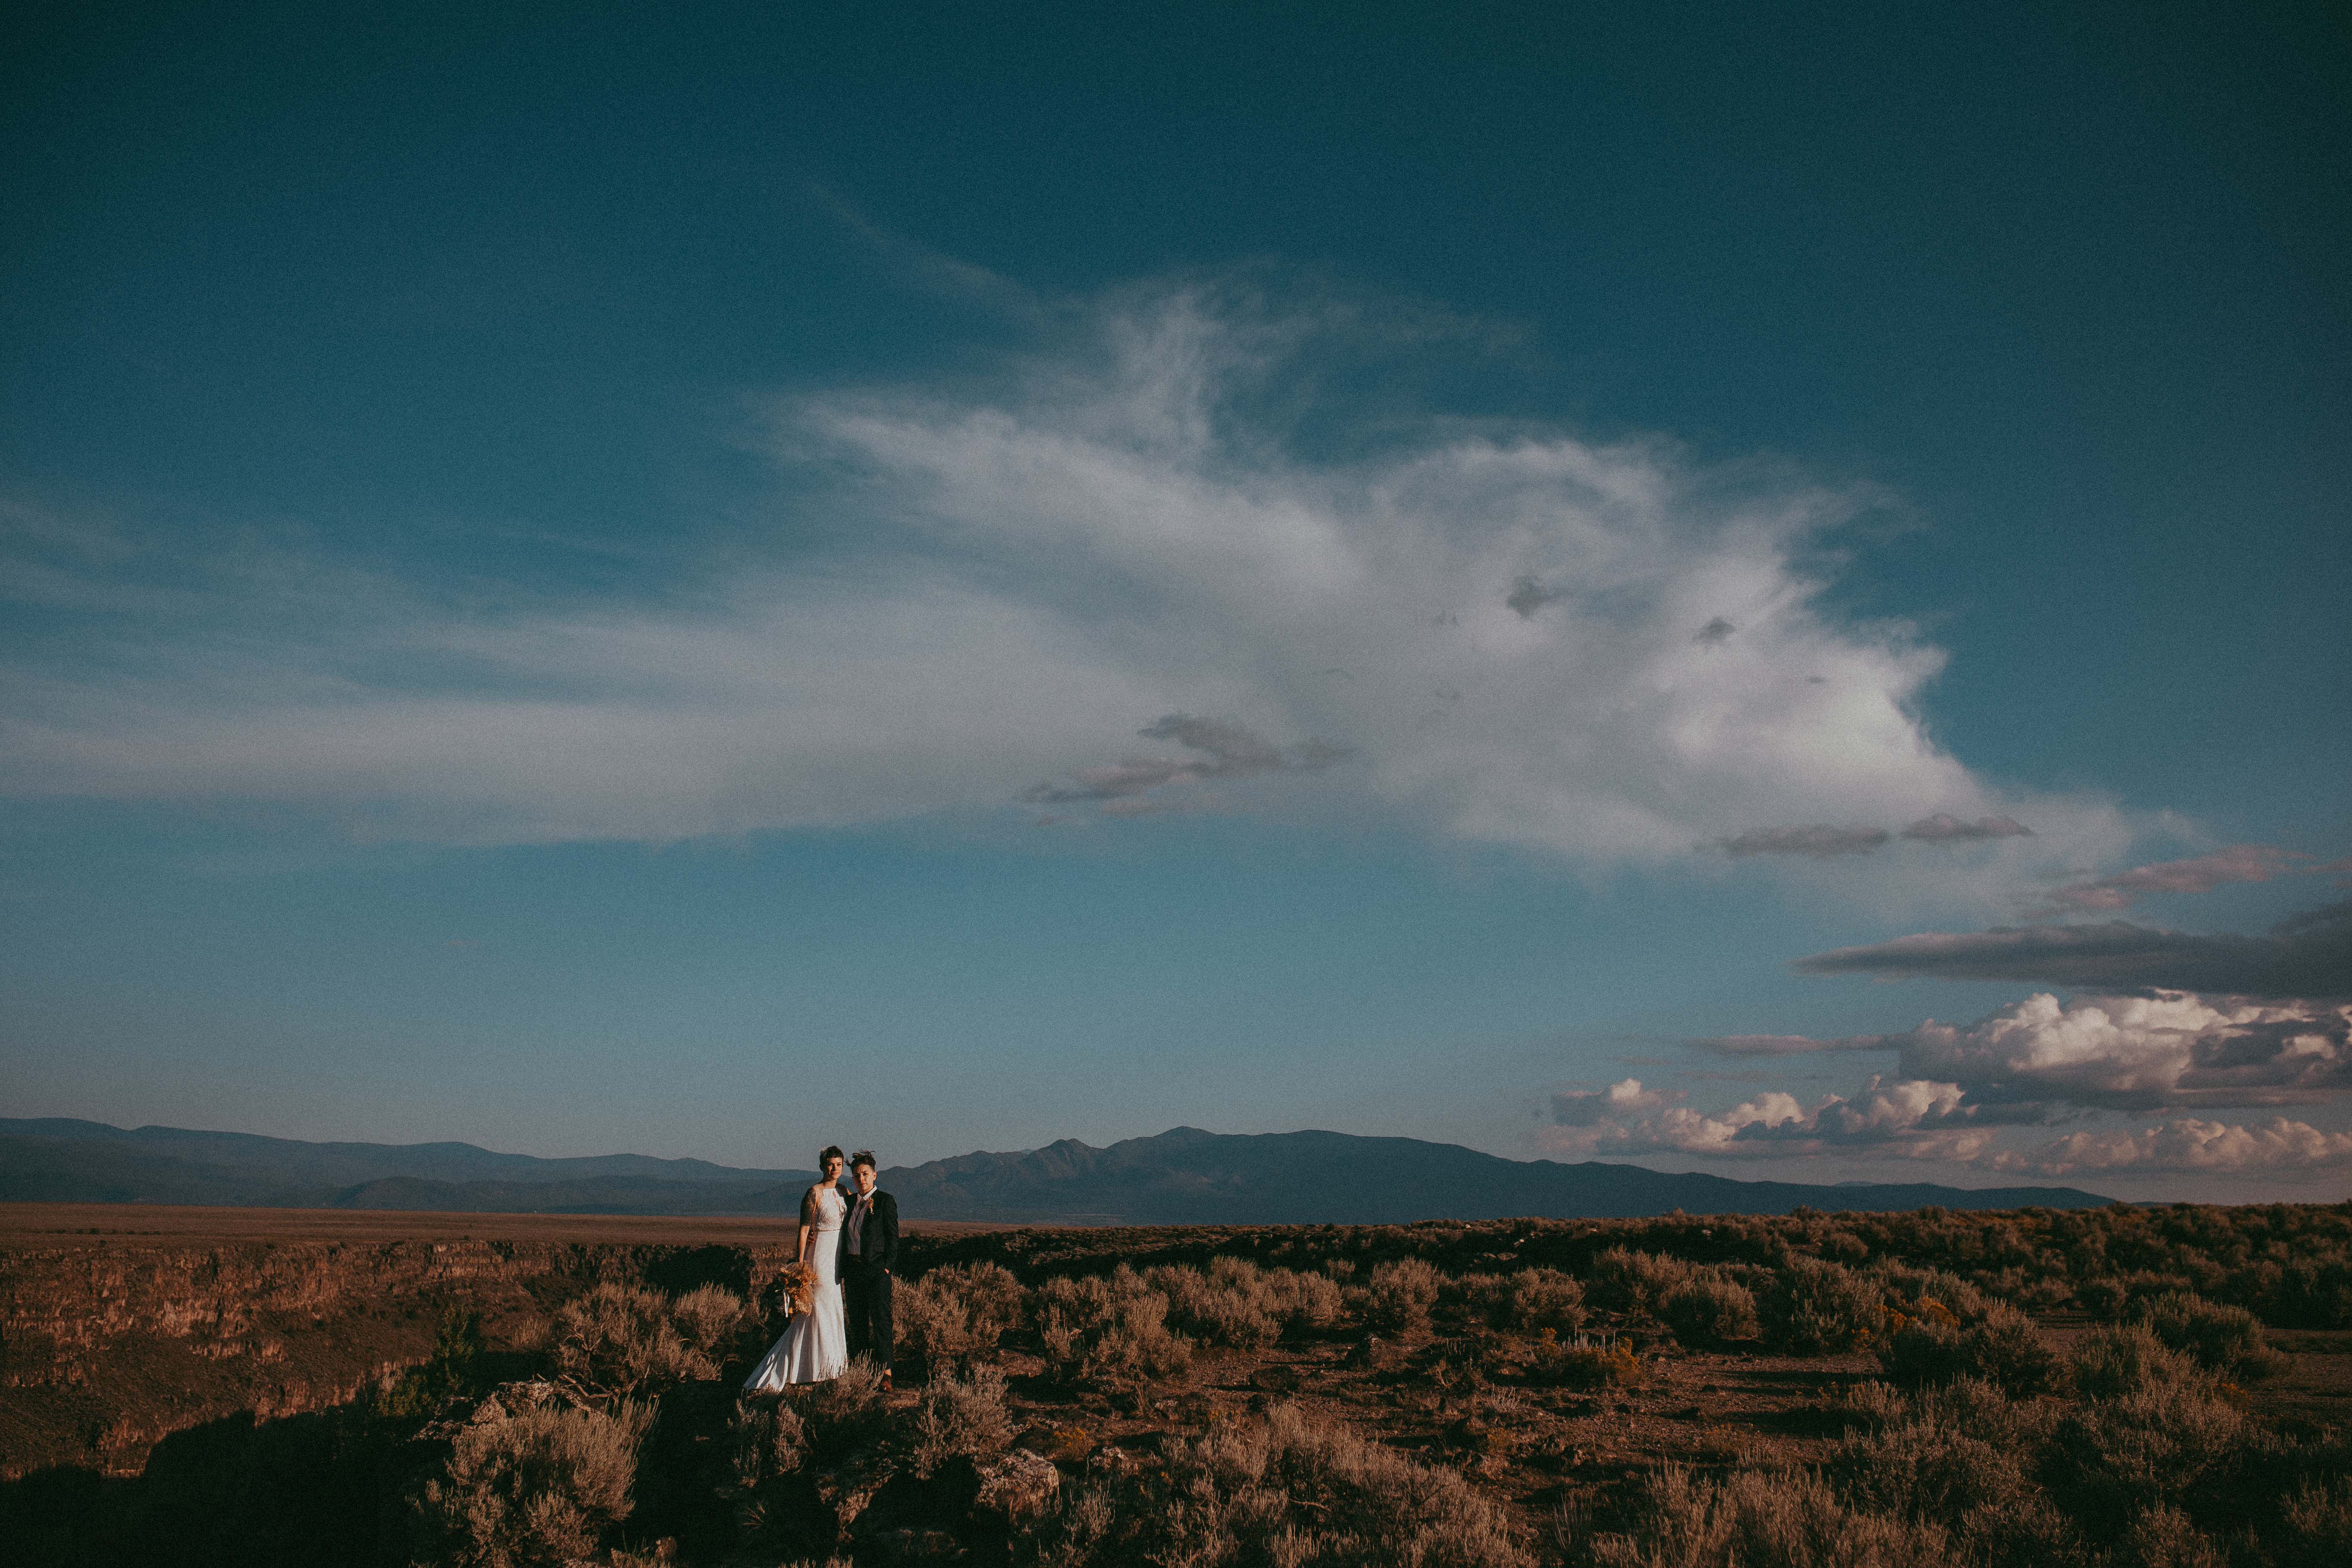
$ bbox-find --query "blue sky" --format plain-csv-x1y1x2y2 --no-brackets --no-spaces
3,1,2346,1199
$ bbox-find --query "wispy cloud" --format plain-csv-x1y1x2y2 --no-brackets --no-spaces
1019,714,1346,808
0,277,2109,868
1792,899,2352,1000
2040,843,2329,913
1712,825,1891,858
1689,1032,1900,1055
1709,814,2036,859
1902,813,2032,842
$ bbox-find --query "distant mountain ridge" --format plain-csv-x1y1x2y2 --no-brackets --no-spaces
883,1125,2114,1222
0,1118,813,1215
0,1118,2112,1220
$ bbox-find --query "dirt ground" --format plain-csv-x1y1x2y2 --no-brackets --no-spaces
965,1321,2352,1540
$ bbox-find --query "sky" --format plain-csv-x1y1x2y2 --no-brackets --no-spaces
2,0,2347,1201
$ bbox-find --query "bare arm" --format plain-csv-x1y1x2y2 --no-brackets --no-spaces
796,1184,819,1266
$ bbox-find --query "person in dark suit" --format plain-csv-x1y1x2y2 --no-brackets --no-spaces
837,1149,900,1388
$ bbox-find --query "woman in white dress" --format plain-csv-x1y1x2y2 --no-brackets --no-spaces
743,1146,850,1390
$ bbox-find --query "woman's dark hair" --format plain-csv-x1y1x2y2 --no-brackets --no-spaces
818,1144,846,1170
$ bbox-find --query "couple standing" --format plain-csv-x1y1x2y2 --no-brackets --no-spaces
744,1145,900,1392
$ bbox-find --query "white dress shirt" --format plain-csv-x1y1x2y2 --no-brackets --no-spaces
847,1188,873,1254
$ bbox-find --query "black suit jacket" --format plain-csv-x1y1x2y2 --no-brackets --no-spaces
836,1188,899,1273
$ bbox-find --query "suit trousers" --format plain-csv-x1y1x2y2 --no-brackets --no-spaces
842,1259,894,1373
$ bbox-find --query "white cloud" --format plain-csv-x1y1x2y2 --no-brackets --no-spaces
0,281,2113,868
1897,991,2351,1109
1544,1072,1994,1161
2008,1116,2352,1175
1551,1077,1676,1125
1592,985,2352,1180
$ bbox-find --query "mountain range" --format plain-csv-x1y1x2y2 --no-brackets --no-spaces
0,1118,2113,1222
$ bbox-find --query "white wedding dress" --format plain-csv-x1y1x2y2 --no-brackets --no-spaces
743,1186,849,1389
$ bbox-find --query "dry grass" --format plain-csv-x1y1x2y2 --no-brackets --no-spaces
9,1198,2352,1566
414,1395,653,1568
1759,1257,1883,1355
2282,1478,2352,1567
1030,1400,1533,1567
905,1362,1015,1477
1035,1265,1194,1389
2136,1289,2292,1382
1659,1272,1759,1349
1359,1257,1443,1335
552,1283,728,1408
1576,1464,1955,1568
897,1259,1024,1374
1148,1257,1345,1348
1528,1331,1648,1390
1878,1301,2058,1395
1507,1267,1587,1335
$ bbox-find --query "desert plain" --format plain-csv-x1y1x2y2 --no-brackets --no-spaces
3,1198,2350,1566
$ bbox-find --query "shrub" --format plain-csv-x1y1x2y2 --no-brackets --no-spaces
1449,1272,1517,1329
789,1357,892,1462
1833,1379,1916,1433
1023,1400,1531,1567
2072,1324,2197,1403
2124,1504,2229,1568
1507,1268,1586,1335
1932,1373,2062,1452
1761,1257,1882,1355
1880,1303,2055,1396
1149,1259,1282,1348
1660,1272,1760,1348
899,1260,1025,1375
2282,1478,2352,1568
2045,1378,2250,1535
1837,1410,2072,1565
1267,1263,1346,1332
2078,1272,2197,1321
2136,1290,2289,1381
730,1393,810,1488
1868,1264,1991,1324
1582,1464,1956,1568
724,1393,850,1557
906,1363,1015,1479
1587,1248,1694,1317
1527,1332,1645,1390
1360,1258,1443,1335
552,1284,714,1408
670,1284,747,1362
380,1309,491,1418
1831,1376,2069,1557
415,1399,652,1568
1035,1267,1193,1387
